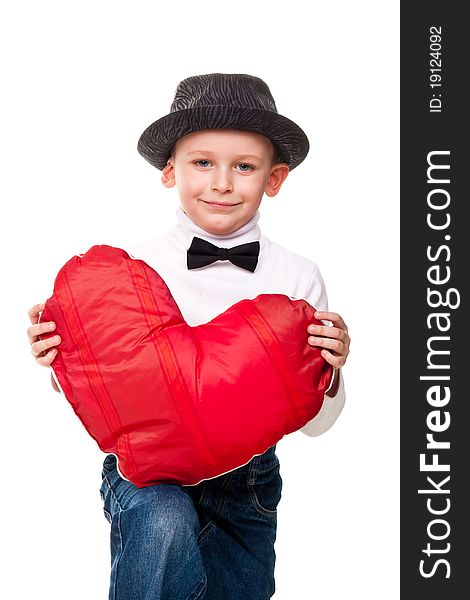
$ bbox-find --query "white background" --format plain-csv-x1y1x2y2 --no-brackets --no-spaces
1,1,399,598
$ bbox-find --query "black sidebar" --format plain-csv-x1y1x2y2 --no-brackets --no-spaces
401,3,468,599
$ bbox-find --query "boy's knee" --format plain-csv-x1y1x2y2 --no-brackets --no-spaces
120,485,200,549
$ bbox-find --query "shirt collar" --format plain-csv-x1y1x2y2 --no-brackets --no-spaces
170,205,262,249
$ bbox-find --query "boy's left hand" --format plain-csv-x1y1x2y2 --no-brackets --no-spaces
307,311,350,368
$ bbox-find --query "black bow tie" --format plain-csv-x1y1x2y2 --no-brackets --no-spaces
187,236,260,272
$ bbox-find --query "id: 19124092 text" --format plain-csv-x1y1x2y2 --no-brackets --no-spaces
429,26,443,113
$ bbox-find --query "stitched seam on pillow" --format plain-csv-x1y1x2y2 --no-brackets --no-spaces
129,258,217,473
124,257,177,481
56,267,124,446
236,300,308,427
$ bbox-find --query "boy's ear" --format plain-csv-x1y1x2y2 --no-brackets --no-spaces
161,159,176,188
265,163,290,197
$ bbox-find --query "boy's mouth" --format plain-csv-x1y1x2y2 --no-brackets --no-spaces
201,200,241,208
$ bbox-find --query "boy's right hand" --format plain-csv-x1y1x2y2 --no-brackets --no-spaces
27,302,61,367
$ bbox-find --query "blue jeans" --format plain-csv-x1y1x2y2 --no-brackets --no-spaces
99,444,282,600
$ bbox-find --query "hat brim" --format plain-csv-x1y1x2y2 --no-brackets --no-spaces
137,105,309,171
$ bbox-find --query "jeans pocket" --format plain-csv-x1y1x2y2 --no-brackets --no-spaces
248,458,283,518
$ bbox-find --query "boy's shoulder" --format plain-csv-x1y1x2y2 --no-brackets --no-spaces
263,235,322,277
262,235,327,306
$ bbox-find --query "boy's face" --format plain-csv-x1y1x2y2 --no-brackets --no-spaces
161,129,289,235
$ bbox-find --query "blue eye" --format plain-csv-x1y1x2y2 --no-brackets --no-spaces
195,160,211,167
237,163,253,172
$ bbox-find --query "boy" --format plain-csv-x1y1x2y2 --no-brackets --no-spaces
27,73,350,600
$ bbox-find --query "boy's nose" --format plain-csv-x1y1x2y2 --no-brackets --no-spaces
210,171,233,193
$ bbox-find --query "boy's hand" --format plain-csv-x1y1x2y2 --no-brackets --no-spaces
27,302,61,367
307,311,350,369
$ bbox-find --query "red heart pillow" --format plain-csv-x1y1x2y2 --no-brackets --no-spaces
39,245,333,487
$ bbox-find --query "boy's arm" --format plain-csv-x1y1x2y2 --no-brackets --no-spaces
299,264,347,437
326,366,340,397
300,368,346,437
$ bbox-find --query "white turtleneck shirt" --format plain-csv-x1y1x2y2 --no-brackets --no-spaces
125,205,346,437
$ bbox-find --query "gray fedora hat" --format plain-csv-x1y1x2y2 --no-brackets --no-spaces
137,73,310,171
